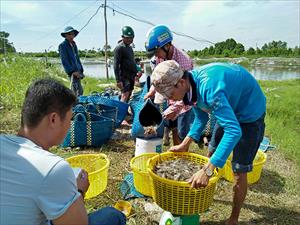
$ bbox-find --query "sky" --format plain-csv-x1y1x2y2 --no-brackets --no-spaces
1,0,299,52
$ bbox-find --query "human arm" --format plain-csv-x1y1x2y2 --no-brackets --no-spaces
168,135,193,152
207,93,241,168
36,160,88,225
188,93,242,188
52,197,88,225
162,100,185,121
59,42,76,75
113,46,122,83
169,106,208,152
144,85,156,99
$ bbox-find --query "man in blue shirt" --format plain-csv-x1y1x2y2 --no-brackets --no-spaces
59,26,84,96
151,60,266,225
0,78,126,225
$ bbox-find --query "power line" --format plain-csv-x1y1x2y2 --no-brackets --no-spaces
106,4,215,45
19,0,100,49
79,3,102,33
106,5,155,27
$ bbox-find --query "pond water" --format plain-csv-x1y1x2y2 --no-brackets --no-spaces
81,62,300,81
48,56,298,81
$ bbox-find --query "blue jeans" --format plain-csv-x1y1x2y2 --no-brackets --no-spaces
50,207,126,225
88,207,126,225
177,109,194,140
208,113,265,173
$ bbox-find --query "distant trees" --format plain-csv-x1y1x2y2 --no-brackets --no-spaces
0,31,16,54
2,30,299,59
194,38,245,57
188,39,299,58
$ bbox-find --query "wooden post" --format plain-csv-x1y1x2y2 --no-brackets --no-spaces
44,49,48,67
104,0,109,80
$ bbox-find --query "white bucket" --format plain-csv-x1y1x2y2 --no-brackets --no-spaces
135,137,162,156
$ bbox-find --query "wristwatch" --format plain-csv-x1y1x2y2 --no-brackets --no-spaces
203,165,213,177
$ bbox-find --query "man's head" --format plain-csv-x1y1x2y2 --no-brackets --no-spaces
151,60,189,102
122,26,134,45
145,25,173,59
61,26,79,41
20,78,76,146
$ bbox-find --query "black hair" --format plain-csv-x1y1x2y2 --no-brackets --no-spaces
21,78,77,128
135,57,141,63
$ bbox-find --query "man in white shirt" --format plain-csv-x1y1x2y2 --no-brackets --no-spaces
0,78,126,225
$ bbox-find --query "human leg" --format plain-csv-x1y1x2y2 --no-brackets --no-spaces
171,127,181,145
207,123,223,157
167,119,180,145
70,76,83,96
227,172,247,225
177,109,194,141
228,114,265,224
120,77,134,103
163,126,170,146
88,207,126,225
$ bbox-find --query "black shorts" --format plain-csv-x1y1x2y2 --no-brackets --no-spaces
121,77,134,93
208,113,265,173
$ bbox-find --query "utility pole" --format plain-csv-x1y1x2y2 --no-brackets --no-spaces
104,0,109,80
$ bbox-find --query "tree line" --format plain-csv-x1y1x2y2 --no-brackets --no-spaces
1,31,299,58
187,38,300,57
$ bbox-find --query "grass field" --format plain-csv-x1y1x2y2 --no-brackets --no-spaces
1,56,299,224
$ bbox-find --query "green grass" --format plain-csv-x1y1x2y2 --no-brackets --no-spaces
0,55,115,133
259,79,300,166
1,55,300,224
1,55,299,166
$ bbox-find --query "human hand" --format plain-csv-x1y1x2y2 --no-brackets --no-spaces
163,111,178,121
116,82,123,90
72,71,81,78
207,151,214,158
76,169,90,193
188,168,209,188
144,90,155,100
169,143,189,152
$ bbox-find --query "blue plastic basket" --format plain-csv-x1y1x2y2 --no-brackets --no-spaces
79,95,129,127
76,101,118,124
131,77,166,139
62,112,114,148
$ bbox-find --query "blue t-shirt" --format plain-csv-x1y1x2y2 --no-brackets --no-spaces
0,135,81,225
188,63,266,168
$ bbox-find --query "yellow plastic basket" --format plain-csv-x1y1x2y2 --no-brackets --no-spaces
147,152,220,215
130,153,158,196
221,150,267,184
66,153,109,199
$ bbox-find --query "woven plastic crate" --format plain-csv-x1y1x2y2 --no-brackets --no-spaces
66,154,109,199
130,153,158,196
76,101,118,124
147,152,220,215
221,150,267,184
61,112,114,148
